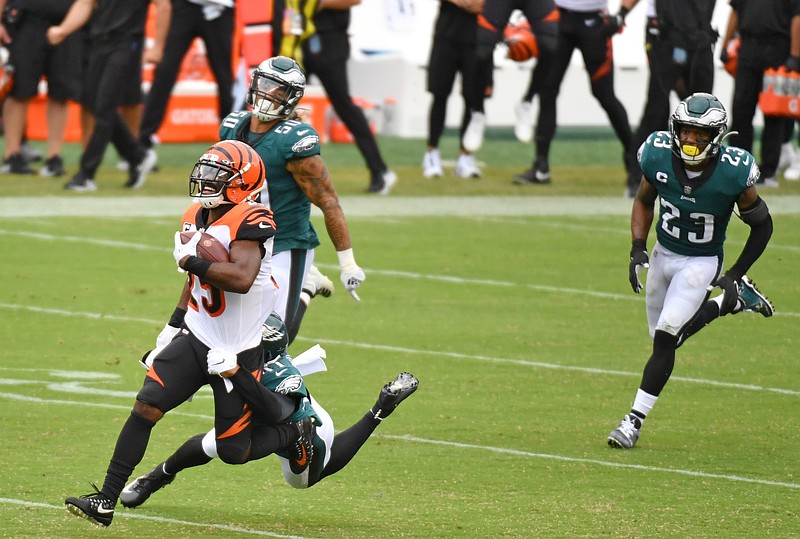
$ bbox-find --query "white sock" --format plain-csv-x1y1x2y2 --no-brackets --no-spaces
632,388,658,420
711,293,743,313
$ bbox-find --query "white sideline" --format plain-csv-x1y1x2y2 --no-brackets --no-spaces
5,195,800,217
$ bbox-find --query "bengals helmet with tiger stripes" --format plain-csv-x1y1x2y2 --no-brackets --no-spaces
189,140,266,209
504,20,538,62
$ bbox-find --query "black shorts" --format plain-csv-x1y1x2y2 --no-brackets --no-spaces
78,33,142,108
426,35,477,98
80,37,142,111
480,0,556,39
8,13,82,100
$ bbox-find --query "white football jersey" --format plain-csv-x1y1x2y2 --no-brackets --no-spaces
181,202,278,353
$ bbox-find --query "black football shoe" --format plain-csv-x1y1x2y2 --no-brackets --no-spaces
119,462,175,508
371,372,419,421
64,485,115,527
289,417,316,474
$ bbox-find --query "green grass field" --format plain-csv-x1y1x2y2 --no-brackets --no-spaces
1,130,798,538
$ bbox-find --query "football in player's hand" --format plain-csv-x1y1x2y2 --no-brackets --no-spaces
180,231,230,263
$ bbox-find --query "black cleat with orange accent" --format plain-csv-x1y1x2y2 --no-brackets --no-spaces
289,417,315,474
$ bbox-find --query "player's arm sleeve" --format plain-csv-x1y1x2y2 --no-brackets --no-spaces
228,368,298,423
728,195,772,279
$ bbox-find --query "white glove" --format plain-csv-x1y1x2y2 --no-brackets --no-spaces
337,248,365,301
156,324,180,349
207,348,238,376
173,231,201,272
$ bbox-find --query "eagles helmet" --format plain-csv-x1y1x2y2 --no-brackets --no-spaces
670,92,728,166
189,140,266,209
262,311,289,360
247,56,306,122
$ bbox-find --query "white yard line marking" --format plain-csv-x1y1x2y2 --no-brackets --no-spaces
0,228,167,251
383,435,800,490
1,302,797,395
0,498,318,538
0,392,796,490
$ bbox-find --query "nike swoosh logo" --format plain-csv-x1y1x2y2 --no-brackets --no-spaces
274,368,287,376
96,506,114,514
258,222,271,229
294,445,307,467
297,129,309,135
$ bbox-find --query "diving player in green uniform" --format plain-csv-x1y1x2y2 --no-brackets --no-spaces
608,93,775,449
119,313,419,506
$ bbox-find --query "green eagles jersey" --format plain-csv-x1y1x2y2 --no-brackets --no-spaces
261,353,321,426
262,352,324,466
638,131,759,257
219,111,321,253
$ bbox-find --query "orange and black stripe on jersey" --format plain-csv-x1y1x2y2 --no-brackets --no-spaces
181,202,276,244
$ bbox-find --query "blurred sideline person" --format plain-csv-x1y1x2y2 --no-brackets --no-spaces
623,0,717,198
462,0,560,154
75,12,170,168
422,0,485,180
608,93,774,450
47,0,166,191
514,0,632,185
720,0,800,189
119,314,419,506
64,140,314,528
138,0,235,161
0,0,82,176
218,55,365,344
301,0,397,194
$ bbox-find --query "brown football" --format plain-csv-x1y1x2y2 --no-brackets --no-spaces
180,231,230,263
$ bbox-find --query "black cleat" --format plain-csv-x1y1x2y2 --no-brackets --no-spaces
371,372,419,420
119,463,175,508
289,417,316,474
64,485,115,527
513,157,551,185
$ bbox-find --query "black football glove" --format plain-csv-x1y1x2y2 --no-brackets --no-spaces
712,272,741,316
628,240,649,293
785,55,800,73
602,13,625,37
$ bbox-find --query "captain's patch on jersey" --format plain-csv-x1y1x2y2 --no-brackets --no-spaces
292,135,319,153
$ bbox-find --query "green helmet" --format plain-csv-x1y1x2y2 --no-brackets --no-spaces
261,312,288,359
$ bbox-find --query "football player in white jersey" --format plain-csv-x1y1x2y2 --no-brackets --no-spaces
65,141,314,528
119,314,420,508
